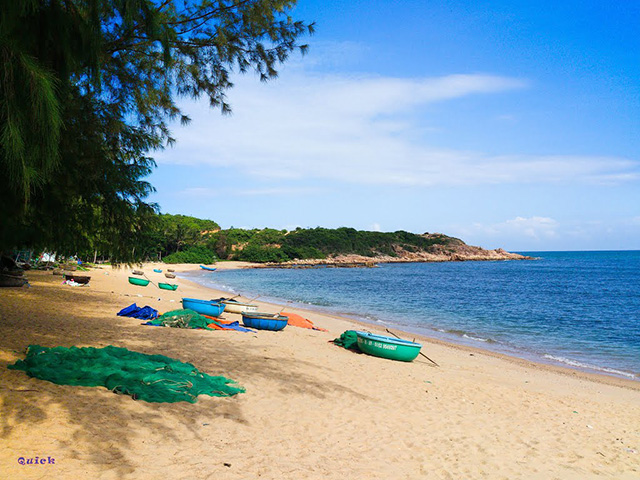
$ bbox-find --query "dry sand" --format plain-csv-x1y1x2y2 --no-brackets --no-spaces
0,263,639,479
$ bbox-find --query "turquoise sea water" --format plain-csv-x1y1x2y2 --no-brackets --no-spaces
182,251,640,380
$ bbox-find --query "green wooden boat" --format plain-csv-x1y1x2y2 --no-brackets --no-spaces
158,282,178,291
356,331,422,362
128,276,150,286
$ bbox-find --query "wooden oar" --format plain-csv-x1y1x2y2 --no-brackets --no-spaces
216,294,259,303
142,272,159,288
385,328,439,367
278,300,293,315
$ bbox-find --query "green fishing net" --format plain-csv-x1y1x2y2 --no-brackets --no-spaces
332,330,360,350
8,345,245,403
145,308,213,330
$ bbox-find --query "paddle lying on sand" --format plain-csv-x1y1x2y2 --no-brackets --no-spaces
385,328,439,367
142,272,159,289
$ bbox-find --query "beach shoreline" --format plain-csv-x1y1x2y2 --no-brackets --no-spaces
1,263,639,479
178,262,639,389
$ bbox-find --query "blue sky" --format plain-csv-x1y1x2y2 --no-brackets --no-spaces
149,0,640,251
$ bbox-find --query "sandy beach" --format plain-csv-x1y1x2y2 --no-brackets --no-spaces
1,263,639,479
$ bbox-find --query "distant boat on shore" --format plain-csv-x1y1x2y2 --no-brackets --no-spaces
64,273,91,285
0,273,27,288
128,277,150,287
200,265,216,271
219,298,258,314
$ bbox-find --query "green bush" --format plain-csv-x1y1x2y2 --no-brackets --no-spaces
162,246,217,264
234,245,288,263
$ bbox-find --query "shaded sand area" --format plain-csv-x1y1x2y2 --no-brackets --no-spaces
1,264,639,479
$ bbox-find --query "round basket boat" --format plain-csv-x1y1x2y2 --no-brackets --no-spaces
64,274,91,284
241,312,288,331
158,282,178,291
181,297,225,317
356,332,422,362
128,276,149,286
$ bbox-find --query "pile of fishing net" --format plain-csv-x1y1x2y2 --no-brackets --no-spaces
144,308,213,330
8,345,245,403
332,330,360,351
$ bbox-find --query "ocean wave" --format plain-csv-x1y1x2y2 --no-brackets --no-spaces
462,333,495,343
442,329,496,344
543,355,637,379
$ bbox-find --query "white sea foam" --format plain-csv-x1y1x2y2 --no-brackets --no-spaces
543,355,637,379
463,334,489,342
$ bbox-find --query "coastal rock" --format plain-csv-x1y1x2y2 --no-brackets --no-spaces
253,244,531,268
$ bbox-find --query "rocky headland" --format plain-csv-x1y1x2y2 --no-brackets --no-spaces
252,235,533,268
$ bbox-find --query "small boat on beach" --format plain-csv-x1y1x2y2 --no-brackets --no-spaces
181,297,225,317
153,268,162,273
355,332,422,362
64,273,91,285
158,282,178,291
128,277,150,287
199,265,216,271
219,298,258,314
0,274,27,287
164,273,176,279
132,270,144,275
241,312,288,331
167,268,175,272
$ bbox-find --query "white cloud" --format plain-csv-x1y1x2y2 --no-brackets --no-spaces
504,216,558,240
179,186,323,198
466,216,558,242
235,187,323,196
156,66,639,188
181,187,221,198
450,215,640,251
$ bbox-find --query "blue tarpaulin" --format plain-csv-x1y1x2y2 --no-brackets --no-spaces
214,321,254,333
117,303,159,320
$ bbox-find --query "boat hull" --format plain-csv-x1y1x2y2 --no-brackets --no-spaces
356,332,422,362
128,277,150,286
0,274,27,287
158,282,178,291
153,269,162,273
241,312,288,331
181,297,225,317
199,265,217,271
64,274,91,284
221,300,259,314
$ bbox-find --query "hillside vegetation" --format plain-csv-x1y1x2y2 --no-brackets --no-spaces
132,214,521,264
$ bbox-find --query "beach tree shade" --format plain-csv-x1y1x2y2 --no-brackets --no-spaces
0,0,313,261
